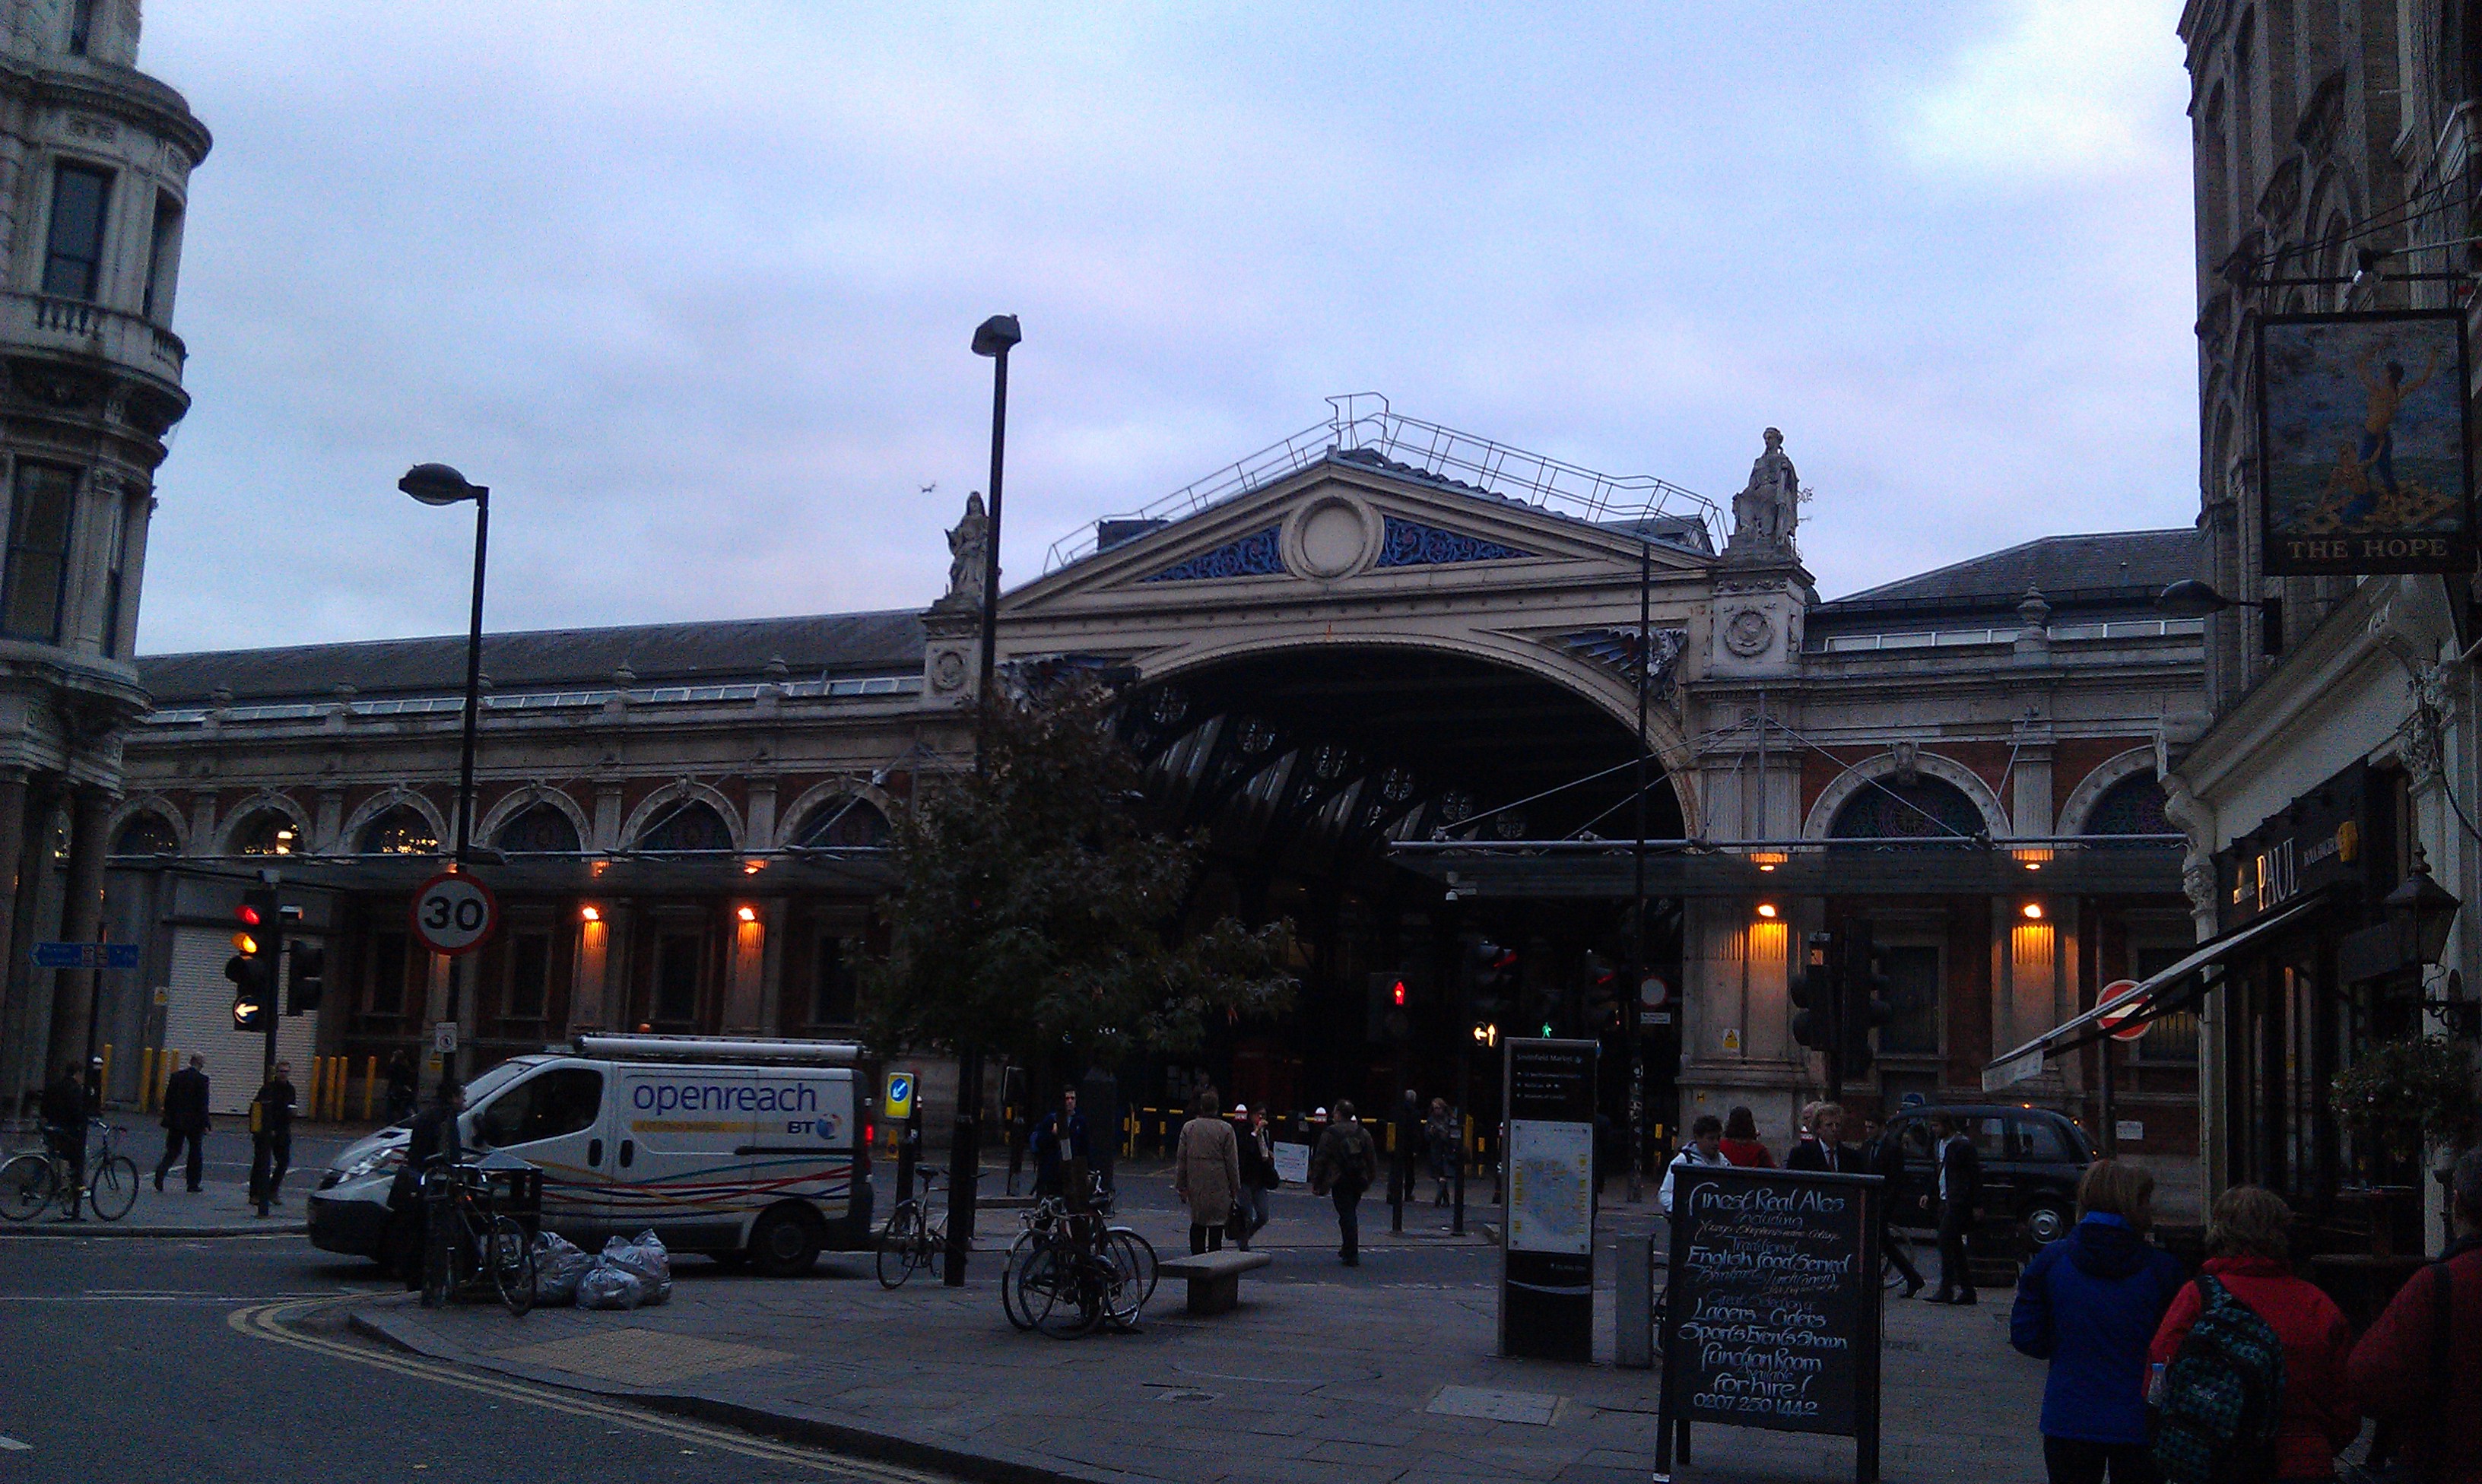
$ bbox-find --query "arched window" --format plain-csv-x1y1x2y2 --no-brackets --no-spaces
230,810,300,856
357,805,439,856
635,800,732,854
1827,775,1984,840
2082,774,2171,837
495,802,581,855
111,813,178,857
789,797,889,848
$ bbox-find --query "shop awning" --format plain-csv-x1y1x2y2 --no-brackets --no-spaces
1982,891,2330,1090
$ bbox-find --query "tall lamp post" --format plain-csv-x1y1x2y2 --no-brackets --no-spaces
399,461,490,1078
945,313,1020,1286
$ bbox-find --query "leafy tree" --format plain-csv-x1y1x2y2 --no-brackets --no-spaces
862,681,1293,1072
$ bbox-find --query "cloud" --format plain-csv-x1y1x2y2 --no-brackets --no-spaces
1898,0,2188,180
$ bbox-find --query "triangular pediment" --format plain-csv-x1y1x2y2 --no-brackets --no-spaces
1001,452,1715,619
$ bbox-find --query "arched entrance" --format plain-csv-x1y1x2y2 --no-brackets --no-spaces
1118,643,1688,1134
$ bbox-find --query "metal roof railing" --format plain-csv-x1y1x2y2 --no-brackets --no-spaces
1042,393,1721,572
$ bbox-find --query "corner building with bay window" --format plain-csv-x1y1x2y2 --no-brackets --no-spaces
0,0,205,1111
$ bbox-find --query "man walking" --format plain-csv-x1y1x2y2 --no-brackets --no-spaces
39,1061,89,1220
1173,1092,1242,1254
1233,1105,1276,1251
2349,1148,2481,1484
1859,1112,1925,1297
249,1061,298,1211
1658,1113,1728,1216
1389,1088,1423,1223
1030,1086,1087,1200
1925,1111,1980,1304
1424,1096,1458,1206
1310,1099,1379,1266
1785,1102,1858,1172
155,1054,211,1194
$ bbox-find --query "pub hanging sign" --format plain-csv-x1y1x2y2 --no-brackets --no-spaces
2256,309,2475,576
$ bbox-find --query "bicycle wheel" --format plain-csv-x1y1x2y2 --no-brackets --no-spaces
876,1202,922,1289
1100,1244,1144,1331
1016,1244,1085,1339
0,1154,55,1222
1106,1227,1159,1305
86,1155,138,1221
1000,1231,1038,1330
917,1219,948,1281
485,1216,535,1318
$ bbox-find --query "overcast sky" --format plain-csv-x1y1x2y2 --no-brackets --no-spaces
133,1,2198,655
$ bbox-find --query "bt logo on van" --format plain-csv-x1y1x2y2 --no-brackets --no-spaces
785,1114,843,1143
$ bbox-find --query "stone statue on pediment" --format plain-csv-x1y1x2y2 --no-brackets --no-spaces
939,491,989,610
1727,427,1801,559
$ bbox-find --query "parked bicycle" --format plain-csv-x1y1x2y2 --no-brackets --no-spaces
0,1118,138,1222
876,1168,949,1289
1001,1175,1157,1337
417,1159,538,1317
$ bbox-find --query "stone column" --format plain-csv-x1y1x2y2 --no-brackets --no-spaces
44,788,113,1074
0,772,27,1108
570,907,609,1033
722,902,769,1034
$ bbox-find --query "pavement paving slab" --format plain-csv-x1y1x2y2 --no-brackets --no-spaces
348,1235,2054,1484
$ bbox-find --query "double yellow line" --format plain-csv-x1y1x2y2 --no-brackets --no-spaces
227,1296,951,1482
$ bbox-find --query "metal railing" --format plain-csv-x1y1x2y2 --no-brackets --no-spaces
1042,393,1721,572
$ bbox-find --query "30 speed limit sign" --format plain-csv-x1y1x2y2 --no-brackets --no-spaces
411,871,499,956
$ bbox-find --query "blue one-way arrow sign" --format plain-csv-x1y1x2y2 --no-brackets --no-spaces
31,942,140,970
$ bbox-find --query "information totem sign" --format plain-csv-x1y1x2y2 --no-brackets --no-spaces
1497,1037,1597,1362
1656,1165,1884,1484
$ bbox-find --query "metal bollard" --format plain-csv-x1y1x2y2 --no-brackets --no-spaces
1616,1233,1655,1368
363,1054,378,1121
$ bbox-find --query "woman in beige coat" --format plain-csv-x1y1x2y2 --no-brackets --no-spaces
1173,1092,1243,1254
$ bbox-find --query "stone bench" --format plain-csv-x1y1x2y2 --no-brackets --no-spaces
1155,1249,1272,1315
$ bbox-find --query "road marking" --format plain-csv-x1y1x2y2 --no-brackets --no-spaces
229,1298,952,1482
0,1435,27,1451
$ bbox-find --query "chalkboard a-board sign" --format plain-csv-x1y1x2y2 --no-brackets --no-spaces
1655,1165,1884,1484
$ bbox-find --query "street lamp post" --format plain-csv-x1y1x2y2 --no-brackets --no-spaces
946,314,1020,1287
400,461,490,1079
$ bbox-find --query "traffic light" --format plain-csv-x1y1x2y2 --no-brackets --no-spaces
1838,923,1893,1078
1790,931,1836,1053
1464,937,1516,1015
288,940,325,1015
226,888,279,1031
1583,952,1620,1034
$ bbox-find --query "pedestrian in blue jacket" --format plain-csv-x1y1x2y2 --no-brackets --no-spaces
2009,1159,2185,1484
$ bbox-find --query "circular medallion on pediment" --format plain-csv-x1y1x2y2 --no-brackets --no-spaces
1286,494,1378,579
1722,608,1774,658
932,650,967,691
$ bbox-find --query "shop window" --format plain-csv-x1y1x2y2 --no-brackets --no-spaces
230,811,300,856
504,931,551,1020
3,461,76,643
476,1067,602,1149
494,802,579,855
110,813,178,857
1878,943,1940,1055
41,163,109,299
635,800,732,853
791,797,889,848
357,805,438,856
810,934,859,1025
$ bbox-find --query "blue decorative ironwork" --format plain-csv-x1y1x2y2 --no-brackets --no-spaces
1140,527,1284,582
1374,516,1532,568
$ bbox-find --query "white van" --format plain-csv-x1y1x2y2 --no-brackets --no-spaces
308,1034,873,1276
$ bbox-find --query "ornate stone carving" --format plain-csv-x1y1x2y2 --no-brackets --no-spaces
1556,627,1690,702
1721,608,1773,658
931,650,967,692
1726,428,1802,558
936,492,989,610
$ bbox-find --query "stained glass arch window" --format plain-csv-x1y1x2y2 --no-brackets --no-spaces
636,799,733,853
357,805,440,856
495,801,582,855
1827,775,1985,840
2081,773,2172,836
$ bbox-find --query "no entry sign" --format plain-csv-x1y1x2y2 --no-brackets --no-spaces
411,870,499,956
2096,979,2150,1042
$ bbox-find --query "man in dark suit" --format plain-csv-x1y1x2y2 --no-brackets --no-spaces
1785,1102,1860,1173
1858,1113,1925,1297
1925,1111,1981,1304
155,1054,211,1193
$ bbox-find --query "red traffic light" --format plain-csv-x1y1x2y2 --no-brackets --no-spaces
236,904,262,927
1392,980,1407,1007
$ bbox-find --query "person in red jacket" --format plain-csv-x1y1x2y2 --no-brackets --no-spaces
2348,1149,2482,1484
1719,1105,1773,1168
2149,1186,2357,1484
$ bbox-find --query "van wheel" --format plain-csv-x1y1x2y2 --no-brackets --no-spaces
748,1203,823,1277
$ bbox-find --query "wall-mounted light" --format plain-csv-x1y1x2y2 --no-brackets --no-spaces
1756,902,1779,920
2021,902,2045,921
579,904,601,924
735,905,759,924
743,858,766,875
1748,850,1787,874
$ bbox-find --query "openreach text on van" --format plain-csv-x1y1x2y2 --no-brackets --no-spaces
632,1080,819,1116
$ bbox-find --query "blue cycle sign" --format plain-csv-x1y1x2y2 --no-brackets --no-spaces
410,871,498,956
31,942,139,969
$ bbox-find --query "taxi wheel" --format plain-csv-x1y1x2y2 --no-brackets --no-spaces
748,1203,822,1278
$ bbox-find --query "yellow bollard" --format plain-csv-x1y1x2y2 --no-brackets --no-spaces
160,1050,177,1109
137,1048,154,1111
363,1054,377,1121
100,1044,113,1103
334,1056,347,1120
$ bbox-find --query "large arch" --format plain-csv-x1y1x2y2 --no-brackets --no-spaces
2056,747,2163,837
340,786,449,857
108,794,188,856
478,785,592,854
215,792,313,856
1801,750,2011,840
621,781,743,853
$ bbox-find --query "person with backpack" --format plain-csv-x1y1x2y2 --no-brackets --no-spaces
1659,1114,1728,1216
2009,1159,2185,1484
2148,1185,2355,1484
1309,1100,1379,1266
2347,1148,2482,1484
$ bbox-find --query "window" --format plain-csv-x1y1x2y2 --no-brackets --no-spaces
2012,1118,2074,1162
475,1067,603,1149
2132,944,2200,1064
494,802,579,855
653,933,702,1023
2084,774,2172,837
365,931,409,1018
1827,775,1984,839
3,461,77,642
110,813,178,857
810,934,859,1025
67,0,97,53
635,800,732,853
1879,943,1941,1055
792,798,889,848
230,810,299,856
357,805,438,856
97,493,130,657
141,192,182,322
42,164,110,300
505,931,551,1020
